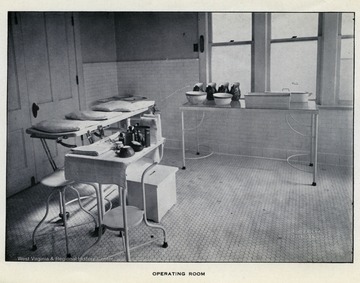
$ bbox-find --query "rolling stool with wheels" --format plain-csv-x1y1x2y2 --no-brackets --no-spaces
31,168,97,258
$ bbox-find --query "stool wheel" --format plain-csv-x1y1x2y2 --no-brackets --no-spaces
92,226,106,237
59,212,70,220
31,244,37,251
66,253,72,258
162,242,168,248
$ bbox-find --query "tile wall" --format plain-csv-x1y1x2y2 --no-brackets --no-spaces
116,59,199,147
82,59,353,167
83,62,119,107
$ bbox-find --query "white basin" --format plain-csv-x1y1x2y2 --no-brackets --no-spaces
245,92,290,109
213,93,232,106
185,91,207,105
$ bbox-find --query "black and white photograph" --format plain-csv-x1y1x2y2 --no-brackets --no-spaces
2,1,359,282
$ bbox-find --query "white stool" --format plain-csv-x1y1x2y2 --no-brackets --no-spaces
31,169,96,258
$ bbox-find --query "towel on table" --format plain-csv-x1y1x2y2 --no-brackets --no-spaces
65,110,108,121
70,143,112,156
32,119,97,133
92,96,147,105
140,113,162,144
91,100,154,112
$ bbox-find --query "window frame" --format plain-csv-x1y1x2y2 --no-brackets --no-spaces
269,12,320,101
338,13,355,106
207,13,253,85
199,12,353,108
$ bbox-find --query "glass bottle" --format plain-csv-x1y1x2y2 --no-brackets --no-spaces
230,82,241,101
206,82,216,100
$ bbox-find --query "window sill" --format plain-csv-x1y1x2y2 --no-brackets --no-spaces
318,104,353,110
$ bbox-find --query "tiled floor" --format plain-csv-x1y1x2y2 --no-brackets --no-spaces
5,149,353,262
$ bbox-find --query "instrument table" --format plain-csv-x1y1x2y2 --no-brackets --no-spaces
180,100,319,185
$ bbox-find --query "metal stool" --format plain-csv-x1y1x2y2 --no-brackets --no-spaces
80,162,168,261
31,169,97,258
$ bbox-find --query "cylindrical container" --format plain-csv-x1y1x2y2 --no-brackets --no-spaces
218,82,229,93
134,125,146,145
206,82,216,101
230,82,241,101
124,132,133,145
145,128,151,147
193,83,204,92
118,132,125,144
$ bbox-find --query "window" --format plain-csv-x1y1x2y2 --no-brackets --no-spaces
212,13,252,43
210,13,252,95
338,13,354,104
271,13,319,39
270,41,318,94
341,13,354,35
270,13,319,97
203,12,353,106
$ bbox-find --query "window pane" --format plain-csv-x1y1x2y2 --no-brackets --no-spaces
270,41,317,96
271,13,318,39
212,13,252,43
339,38,354,102
211,45,251,96
341,13,354,36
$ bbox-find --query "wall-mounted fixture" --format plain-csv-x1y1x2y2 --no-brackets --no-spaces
199,35,204,52
32,103,39,118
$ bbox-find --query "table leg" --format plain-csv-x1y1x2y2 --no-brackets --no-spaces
121,183,131,261
98,184,105,219
61,187,71,258
181,110,186,169
312,113,319,186
91,184,107,237
309,115,314,167
142,162,168,248
196,111,199,155
80,183,104,259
